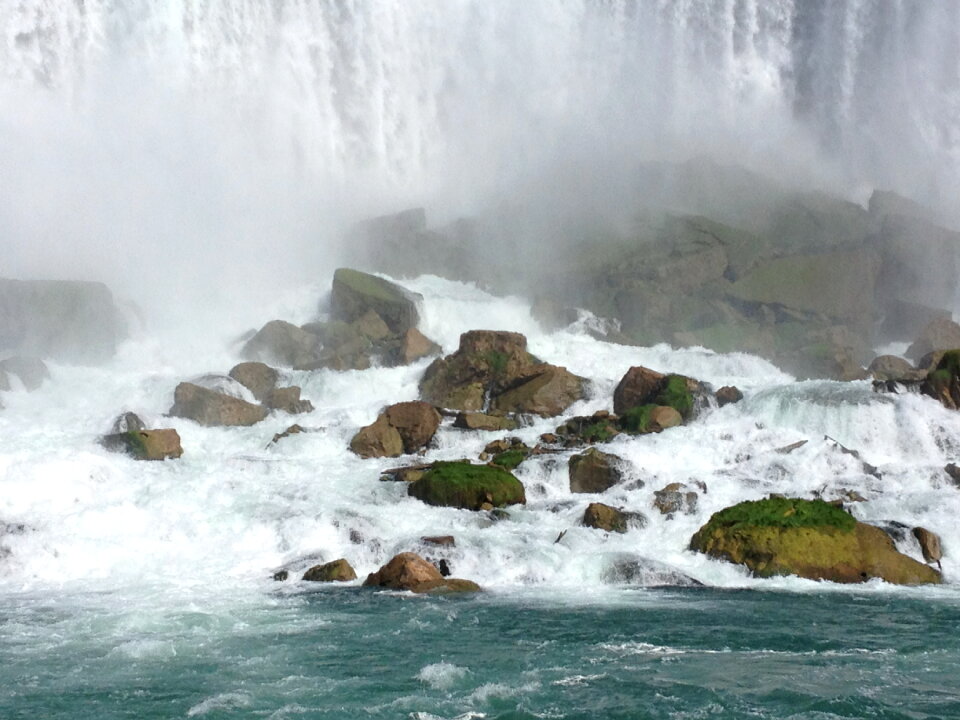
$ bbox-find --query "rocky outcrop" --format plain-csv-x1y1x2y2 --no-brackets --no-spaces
302,558,357,582
0,278,122,363
362,552,480,594
228,362,279,402
569,448,624,494
169,382,268,427
907,318,960,363
582,502,646,533
408,461,525,510
330,268,421,335
350,401,441,458
241,320,321,369
101,429,183,460
0,356,50,391
690,498,941,585
419,330,585,416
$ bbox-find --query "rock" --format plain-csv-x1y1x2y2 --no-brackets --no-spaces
330,268,421,335
613,367,696,420
582,502,646,533
266,386,314,414
653,482,700,516
272,570,289,581
921,350,960,410
228,362,279,402
302,558,357,582
110,412,145,433
0,356,50,391
362,552,480,594
349,415,404,458
489,365,586,417
906,318,960,362
241,320,321,369
269,424,304,446
453,412,519,432
399,328,441,364
569,448,624,494
602,556,703,587
690,497,941,585
555,412,621,445
619,405,683,434
408,461,526,510
715,386,743,407
912,527,942,564
0,278,122,363
351,309,392,341
867,355,922,382
384,401,442,453
420,330,586,416
421,535,456,547
945,463,960,487
169,382,268,427
380,464,432,483
100,429,183,460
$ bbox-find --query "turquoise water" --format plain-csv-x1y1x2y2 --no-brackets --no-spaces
3,587,958,719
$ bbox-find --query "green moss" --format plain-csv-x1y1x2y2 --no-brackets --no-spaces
655,375,694,419
485,350,508,375
333,268,404,304
491,449,526,471
409,461,525,510
934,350,960,377
580,420,616,443
122,430,148,459
698,497,856,536
620,404,658,433
930,369,952,384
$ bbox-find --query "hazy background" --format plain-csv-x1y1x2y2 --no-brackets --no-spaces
1,0,958,331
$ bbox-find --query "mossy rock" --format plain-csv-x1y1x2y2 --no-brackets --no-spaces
490,449,527,471
408,461,526,510
302,558,357,582
690,498,941,585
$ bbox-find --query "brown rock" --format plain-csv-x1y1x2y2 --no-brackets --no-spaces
867,355,920,381
653,482,699,516
490,365,586,417
101,429,183,460
241,320,321,369
569,448,624,494
582,502,646,533
352,309,392,341
380,464,432,482
362,552,449,591
912,527,943,564
715,386,743,407
613,366,665,415
228,362,279,402
302,558,357,582
384,401,442,453
649,405,683,430
421,535,456,547
906,317,960,362
453,412,519,432
270,424,304,445
400,328,441,364
349,415,404,458
266,386,314,414
330,268,421,335
169,382,268,427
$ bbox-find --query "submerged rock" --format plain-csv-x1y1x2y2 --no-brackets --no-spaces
602,555,703,587
569,448,624,494
408,461,525,510
101,429,183,460
690,498,941,585
302,558,357,582
362,552,480,594
169,382,268,427
715,386,743,407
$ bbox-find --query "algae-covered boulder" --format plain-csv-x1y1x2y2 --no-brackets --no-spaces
302,558,357,582
690,497,941,585
101,429,183,460
330,268,421,335
921,349,960,410
569,448,624,494
613,366,697,421
362,551,480,594
408,461,525,510
420,330,585,416
169,382,268,427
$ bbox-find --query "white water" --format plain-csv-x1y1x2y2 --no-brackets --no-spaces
1,275,957,603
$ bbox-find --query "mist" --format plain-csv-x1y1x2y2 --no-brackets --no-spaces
2,0,959,340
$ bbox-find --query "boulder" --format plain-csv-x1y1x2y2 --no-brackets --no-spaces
653,482,700,516
945,463,960,487
602,556,703,587
555,412,621,445
453,412,519,432
302,558,357,582
266,386,314,414
169,382,268,427
408,461,525,510
613,367,696,420
569,448,624,494
241,320,321,369
330,268,421,335
582,502,646,533
715,386,743,407
0,356,50,391
101,429,183,460
912,527,942,564
228,362,279,402
867,355,922,382
0,278,121,363
398,328,441,364
907,318,960,362
384,401,442,453
380,464,432,483
110,412,146,434
349,415,404,458
921,350,960,410
421,535,456,547
619,405,683,434
489,365,585,417
362,552,480,594
690,498,941,585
